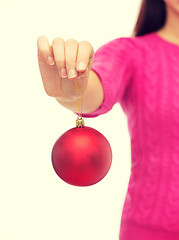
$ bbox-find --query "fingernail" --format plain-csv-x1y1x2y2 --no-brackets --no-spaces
78,62,86,70
47,56,55,65
68,69,77,78
60,68,68,78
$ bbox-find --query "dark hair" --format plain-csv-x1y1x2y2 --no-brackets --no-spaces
132,0,167,37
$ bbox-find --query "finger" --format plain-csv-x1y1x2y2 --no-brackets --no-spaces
65,39,79,79
37,36,55,65
51,37,68,78
76,40,94,77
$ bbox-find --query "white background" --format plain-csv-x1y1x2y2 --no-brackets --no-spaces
0,0,141,239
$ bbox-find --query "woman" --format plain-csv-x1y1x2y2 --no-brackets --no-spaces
133,0,179,42
37,0,179,239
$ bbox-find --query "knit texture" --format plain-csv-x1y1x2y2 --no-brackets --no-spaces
75,32,179,239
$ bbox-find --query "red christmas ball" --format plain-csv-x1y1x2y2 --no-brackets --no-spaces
51,126,112,187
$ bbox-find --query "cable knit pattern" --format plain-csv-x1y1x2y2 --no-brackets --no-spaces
74,32,179,239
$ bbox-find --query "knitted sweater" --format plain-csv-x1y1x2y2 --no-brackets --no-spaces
75,32,179,240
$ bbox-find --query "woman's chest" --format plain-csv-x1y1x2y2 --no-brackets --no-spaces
125,47,179,139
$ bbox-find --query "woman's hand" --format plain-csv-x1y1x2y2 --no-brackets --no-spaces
37,36,94,101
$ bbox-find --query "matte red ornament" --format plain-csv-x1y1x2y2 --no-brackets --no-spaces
51,119,112,187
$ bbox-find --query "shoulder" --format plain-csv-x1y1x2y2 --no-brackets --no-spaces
111,32,156,53
94,33,156,62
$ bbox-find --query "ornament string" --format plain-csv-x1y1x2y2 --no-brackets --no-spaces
75,74,84,118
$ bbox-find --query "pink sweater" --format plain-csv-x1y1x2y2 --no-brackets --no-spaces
75,32,179,239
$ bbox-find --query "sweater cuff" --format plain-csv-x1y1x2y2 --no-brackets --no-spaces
74,63,116,118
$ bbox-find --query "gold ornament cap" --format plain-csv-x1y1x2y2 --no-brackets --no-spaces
76,115,85,127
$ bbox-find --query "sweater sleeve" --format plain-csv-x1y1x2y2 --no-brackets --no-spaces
74,37,134,118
